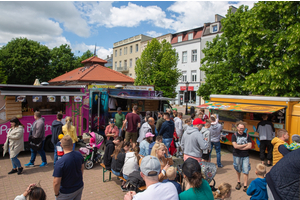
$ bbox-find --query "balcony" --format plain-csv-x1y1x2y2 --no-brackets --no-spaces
116,66,129,72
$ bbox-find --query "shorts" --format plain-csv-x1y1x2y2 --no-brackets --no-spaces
125,132,137,143
233,156,251,174
202,153,210,161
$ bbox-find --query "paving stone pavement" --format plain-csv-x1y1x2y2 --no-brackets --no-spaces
0,143,271,200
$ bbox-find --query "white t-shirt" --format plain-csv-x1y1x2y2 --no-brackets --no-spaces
108,98,117,109
133,182,179,200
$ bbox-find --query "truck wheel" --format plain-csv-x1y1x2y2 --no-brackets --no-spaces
226,145,233,153
44,137,54,152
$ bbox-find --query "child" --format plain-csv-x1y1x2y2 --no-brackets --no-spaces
148,135,163,155
246,164,268,200
210,114,219,125
201,120,212,162
56,134,64,160
213,182,231,200
284,134,300,150
162,166,182,194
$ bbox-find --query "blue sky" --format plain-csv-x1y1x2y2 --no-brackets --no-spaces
0,1,256,59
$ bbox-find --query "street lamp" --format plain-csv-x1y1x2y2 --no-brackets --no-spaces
185,81,189,115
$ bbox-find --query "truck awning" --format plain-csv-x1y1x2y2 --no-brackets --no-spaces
197,102,285,113
109,94,174,101
0,90,84,96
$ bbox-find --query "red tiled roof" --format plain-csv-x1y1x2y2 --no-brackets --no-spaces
49,64,134,83
81,56,107,64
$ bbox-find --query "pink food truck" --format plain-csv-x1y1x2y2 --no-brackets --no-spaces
0,84,89,151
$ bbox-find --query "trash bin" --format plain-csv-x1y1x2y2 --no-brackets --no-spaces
190,106,195,116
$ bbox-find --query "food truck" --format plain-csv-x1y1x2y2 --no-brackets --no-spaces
198,95,300,151
0,84,89,151
88,85,173,133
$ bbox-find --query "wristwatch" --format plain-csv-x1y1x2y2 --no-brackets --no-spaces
55,192,60,196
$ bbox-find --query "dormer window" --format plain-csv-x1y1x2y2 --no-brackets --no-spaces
210,23,219,33
178,35,182,42
188,33,193,40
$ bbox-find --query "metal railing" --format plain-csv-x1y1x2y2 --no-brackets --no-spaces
116,66,128,72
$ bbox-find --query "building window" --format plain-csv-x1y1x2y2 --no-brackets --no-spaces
188,33,193,40
115,62,117,70
191,70,197,82
130,59,132,68
130,46,133,54
182,51,187,63
119,61,121,68
120,48,122,56
135,57,138,63
182,71,187,82
212,25,218,33
178,36,182,42
115,50,117,57
191,50,197,62
124,47,127,55
129,73,132,77
124,60,127,68
136,44,139,52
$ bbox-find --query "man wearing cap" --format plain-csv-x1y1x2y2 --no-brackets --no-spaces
53,135,84,199
105,118,119,141
124,155,178,200
181,118,208,162
115,107,125,137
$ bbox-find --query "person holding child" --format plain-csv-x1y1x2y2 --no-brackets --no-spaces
200,120,211,162
56,134,65,160
51,113,63,166
271,129,290,165
284,134,300,150
246,164,268,200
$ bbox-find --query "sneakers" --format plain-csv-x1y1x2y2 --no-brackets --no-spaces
17,167,23,175
266,163,272,167
8,169,18,174
39,162,47,167
120,185,128,192
235,182,242,190
24,162,34,167
243,186,248,192
218,165,224,168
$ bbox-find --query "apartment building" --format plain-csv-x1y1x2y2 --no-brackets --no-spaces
113,34,152,78
141,33,172,52
171,27,204,106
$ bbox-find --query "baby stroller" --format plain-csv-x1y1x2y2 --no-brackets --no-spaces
178,161,217,191
79,132,104,170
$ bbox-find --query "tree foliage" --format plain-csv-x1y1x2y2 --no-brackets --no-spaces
135,39,181,98
198,2,300,100
74,50,94,68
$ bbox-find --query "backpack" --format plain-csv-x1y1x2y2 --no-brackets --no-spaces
125,171,146,192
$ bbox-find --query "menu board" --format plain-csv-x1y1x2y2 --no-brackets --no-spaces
47,96,56,102
61,96,69,102
74,96,82,102
15,96,26,102
32,96,42,102
211,110,243,122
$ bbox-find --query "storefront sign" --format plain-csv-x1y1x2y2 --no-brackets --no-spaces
15,96,26,102
47,96,56,102
61,96,69,102
74,96,82,102
180,86,194,91
88,85,116,89
124,86,154,91
32,96,42,102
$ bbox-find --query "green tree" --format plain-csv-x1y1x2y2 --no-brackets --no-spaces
74,50,94,68
0,38,50,84
0,60,7,84
135,39,181,98
198,2,300,100
49,44,77,80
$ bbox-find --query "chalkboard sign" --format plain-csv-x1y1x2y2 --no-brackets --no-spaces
211,110,243,122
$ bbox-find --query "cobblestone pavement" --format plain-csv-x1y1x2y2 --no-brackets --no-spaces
0,106,271,199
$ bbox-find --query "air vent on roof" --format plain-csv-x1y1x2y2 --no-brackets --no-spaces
41,82,49,86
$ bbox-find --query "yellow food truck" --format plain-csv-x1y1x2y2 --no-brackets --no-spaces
198,95,300,151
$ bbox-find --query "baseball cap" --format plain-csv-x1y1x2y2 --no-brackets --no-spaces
193,118,206,125
109,118,115,123
140,156,161,176
172,108,177,111
117,107,122,111
182,157,201,178
145,132,155,138
292,134,300,143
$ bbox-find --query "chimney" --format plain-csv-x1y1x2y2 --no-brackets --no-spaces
215,14,224,22
229,6,237,14
107,55,109,59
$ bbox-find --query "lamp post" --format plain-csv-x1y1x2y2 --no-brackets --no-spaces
185,81,189,115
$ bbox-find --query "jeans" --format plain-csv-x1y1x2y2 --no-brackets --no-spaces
73,143,76,151
111,169,121,176
30,140,47,163
210,142,222,167
54,146,58,166
163,138,173,151
123,174,129,180
233,156,251,174
11,154,21,169
118,128,122,137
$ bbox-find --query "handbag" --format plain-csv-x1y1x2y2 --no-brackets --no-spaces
29,136,43,151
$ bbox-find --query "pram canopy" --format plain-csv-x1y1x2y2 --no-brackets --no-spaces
90,132,104,149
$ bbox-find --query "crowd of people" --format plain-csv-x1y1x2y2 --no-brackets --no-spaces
3,107,300,200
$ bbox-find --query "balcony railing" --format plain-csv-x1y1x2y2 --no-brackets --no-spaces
116,66,129,72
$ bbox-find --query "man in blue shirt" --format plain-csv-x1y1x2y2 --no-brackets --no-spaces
53,135,84,199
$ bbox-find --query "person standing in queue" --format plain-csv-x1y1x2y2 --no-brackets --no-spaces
232,121,252,192
25,111,47,167
115,107,125,137
156,111,165,134
122,105,141,149
62,117,78,151
271,129,290,166
257,114,275,166
159,113,175,151
51,113,63,167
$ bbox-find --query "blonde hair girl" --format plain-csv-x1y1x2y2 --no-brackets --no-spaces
213,182,231,200
62,117,78,150
150,142,174,182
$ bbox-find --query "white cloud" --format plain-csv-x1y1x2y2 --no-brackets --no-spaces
73,43,113,60
0,1,90,48
145,31,163,38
